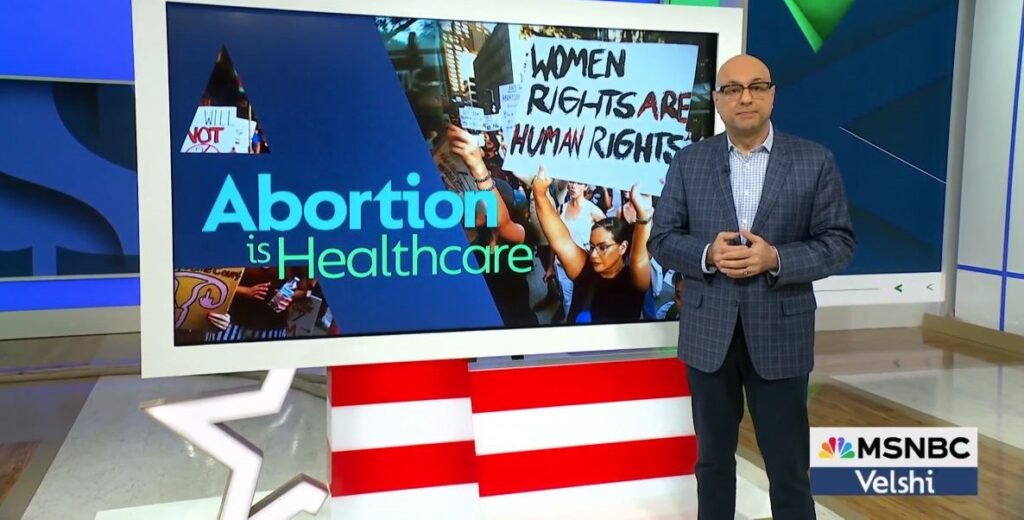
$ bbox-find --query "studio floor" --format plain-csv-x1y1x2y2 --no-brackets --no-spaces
0,327,1021,519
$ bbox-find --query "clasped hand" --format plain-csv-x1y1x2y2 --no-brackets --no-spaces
708,229,778,279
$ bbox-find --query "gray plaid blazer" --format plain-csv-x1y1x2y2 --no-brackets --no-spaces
649,131,855,380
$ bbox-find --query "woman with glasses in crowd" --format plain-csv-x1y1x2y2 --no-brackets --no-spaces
532,168,654,324
544,179,607,323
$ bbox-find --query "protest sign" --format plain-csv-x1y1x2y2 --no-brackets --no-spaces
173,267,244,330
458,106,486,131
484,114,502,132
181,106,260,153
501,38,698,195
499,82,523,136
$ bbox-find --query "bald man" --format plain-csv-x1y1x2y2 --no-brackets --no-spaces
648,55,855,519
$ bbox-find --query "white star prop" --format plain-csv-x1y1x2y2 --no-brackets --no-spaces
143,369,329,519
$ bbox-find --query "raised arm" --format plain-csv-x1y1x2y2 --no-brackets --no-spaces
532,168,588,279
448,125,525,243
627,184,653,291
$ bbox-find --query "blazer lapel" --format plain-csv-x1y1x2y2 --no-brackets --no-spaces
711,136,740,230
751,134,791,235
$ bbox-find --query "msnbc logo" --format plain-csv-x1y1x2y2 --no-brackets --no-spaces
819,436,855,460
810,427,978,496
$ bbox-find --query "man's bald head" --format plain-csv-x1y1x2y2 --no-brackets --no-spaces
713,54,775,142
717,55,772,88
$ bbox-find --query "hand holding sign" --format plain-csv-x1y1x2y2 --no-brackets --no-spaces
207,312,232,331
532,166,553,196
447,125,488,182
629,184,654,222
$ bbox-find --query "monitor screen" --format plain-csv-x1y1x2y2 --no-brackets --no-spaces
135,0,743,377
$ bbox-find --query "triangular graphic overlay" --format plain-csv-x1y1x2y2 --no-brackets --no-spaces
783,0,855,53
181,46,271,154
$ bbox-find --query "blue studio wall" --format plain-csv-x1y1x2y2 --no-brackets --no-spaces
747,0,959,274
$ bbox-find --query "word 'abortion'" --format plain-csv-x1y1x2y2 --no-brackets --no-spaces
203,172,498,232
511,43,693,165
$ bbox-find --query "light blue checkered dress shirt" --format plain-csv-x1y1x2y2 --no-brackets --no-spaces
728,124,774,242
700,123,777,272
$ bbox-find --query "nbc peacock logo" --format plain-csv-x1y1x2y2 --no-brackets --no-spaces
819,436,856,460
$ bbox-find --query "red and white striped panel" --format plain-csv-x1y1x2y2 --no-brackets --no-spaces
327,360,481,520
470,358,697,520
327,357,696,519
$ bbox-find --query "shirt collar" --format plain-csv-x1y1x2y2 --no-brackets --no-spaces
727,122,774,154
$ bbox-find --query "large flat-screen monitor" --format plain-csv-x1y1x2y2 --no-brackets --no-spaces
134,0,743,377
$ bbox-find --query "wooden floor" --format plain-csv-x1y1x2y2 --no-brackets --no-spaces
738,327,1024,520
0,441,39,504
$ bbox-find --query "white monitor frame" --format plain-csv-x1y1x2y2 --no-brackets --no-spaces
133,0,744,377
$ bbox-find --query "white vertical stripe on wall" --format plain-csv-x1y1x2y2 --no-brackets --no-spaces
955,270,1004,330
958,0,1022,270
1005,278,1024,334
1009,64,1024,273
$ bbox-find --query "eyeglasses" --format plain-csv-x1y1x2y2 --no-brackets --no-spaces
716,81,775,99
585,242,618,254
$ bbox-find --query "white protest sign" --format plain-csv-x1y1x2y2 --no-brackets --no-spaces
484,114,502,132
181,106,235,153
181,106,259,153
501,38,698,195
229,115,258,152
498,83,522,136
458,106,486,131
